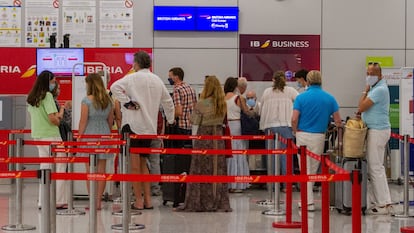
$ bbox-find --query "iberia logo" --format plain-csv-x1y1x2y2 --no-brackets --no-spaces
179,176,187,182
20,65,36,79
260,40,271,48
106,174,113,181
15,172,22,178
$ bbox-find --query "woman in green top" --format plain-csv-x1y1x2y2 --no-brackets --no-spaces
27,70,68,209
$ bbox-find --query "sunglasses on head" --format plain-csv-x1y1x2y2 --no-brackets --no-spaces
368,62,379,66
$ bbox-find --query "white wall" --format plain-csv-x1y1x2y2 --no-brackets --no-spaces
148,0,413,114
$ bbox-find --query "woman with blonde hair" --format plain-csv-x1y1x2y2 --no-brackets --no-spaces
78,73,114,210
176,75,232,212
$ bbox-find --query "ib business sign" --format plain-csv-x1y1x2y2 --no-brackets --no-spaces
239,34,320,81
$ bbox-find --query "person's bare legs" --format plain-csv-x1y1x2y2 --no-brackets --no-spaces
96,159,107,210
140,156,152,208
131,153,144,209
85,159,107,210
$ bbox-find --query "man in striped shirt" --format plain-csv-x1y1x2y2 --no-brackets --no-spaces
168,67,197,148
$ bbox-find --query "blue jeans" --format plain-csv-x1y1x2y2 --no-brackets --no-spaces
265,127,294,179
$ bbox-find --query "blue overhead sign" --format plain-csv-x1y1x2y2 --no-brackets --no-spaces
153,6,239,31
196,7,239,31
153,6,196,31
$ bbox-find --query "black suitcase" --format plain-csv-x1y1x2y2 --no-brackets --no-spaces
161,153,191,207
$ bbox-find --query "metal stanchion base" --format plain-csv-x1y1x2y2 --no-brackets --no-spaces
256,199,274,206
56,208,86,216
1,224,36,231
272,221,302,229
262,209,285,216
112,209,142,216
393,213,414,218
111,223,145,231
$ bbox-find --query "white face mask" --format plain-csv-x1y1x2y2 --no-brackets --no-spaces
366,75,378,86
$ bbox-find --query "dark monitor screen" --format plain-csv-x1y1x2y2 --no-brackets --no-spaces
196,7,239,31
153,6,196,31
36,48,84,76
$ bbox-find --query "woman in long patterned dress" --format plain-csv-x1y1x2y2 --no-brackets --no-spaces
176,75,232,212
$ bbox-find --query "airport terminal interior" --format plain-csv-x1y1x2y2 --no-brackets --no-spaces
1,181,414,233
1,0,414,233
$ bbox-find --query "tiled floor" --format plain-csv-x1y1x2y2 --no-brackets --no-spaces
1,181,414,233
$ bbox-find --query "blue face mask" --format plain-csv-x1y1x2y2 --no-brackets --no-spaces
168,78,174,85
246,98,256,108
49,83,56,92
297,82,303,88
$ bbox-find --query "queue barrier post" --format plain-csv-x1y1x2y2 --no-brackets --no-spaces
321,154,330,233
57,131,85,216
299,145,308,233
272,138,301,228
1,138,36,231
395,134,414,218
351,170,362,233
111,134,141,217
39,169,51,233
263,133,285,216
257,130,275,207
49,145,57,233
111,133,145,232
89,154,98,233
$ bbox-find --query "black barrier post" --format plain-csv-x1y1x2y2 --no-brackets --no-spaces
1,138,36,231
111,133,145,232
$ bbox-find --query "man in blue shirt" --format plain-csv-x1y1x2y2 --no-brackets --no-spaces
291,70,342,211
358,62,392,215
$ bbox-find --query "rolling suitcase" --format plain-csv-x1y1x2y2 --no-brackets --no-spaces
335,157,367,215
161,154,190,207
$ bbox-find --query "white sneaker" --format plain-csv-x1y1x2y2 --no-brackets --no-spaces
367,205,393,215
298,202,315,211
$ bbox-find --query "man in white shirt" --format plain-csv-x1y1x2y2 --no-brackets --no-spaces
110,51,175,210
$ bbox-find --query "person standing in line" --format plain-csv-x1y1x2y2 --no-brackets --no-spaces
78,73,114,210
294,69,309,93
259,71,298,192
224,77,250,193
168,67,197,147
291,70,342,211
27,70,68,209
236,77,248,96
149,107,164,196
176,75,232,212
110,51,175,210
358,62,393,215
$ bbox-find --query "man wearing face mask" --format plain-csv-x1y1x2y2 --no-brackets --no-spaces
294,69,308,93
358,62,392,215
168,67,197,147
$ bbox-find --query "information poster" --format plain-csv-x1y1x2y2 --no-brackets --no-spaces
99,0,133,47
62,0,97,47
25,0,58,47
0,1,21,47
